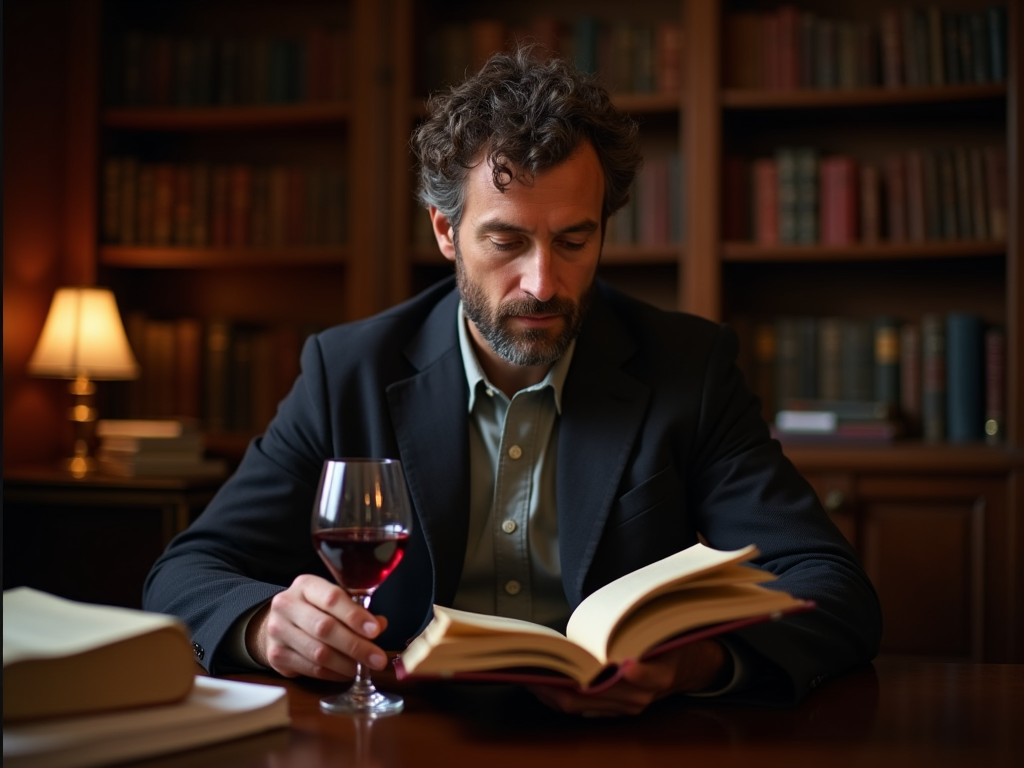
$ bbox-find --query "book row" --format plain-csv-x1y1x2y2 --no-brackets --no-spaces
112,29,350,107
723,145,1008,245
737,313,1005,444
422,17,683,97
102,158,348,249
725,4,1007,90
606,152,684,247
104,314,320,435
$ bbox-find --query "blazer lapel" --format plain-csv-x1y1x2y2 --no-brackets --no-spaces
386,289,471,609
557,288,650,607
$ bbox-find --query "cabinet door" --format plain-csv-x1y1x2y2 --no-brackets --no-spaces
856,475,1007,662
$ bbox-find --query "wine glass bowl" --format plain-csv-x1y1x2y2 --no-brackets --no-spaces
312,458,413,716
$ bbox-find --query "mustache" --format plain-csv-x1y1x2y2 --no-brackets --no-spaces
496,296,578,319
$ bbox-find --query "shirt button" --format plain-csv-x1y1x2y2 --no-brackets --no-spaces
508,445,523,460
502,519,517,534
505,580,521,595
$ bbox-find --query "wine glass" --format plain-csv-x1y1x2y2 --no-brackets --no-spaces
312,458,413,716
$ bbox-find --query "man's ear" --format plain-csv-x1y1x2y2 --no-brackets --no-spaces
428,206,457,262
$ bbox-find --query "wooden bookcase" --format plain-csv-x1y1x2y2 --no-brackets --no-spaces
54,0,1022,659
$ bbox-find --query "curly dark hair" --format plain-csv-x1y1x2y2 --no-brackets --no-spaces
410,46,642,232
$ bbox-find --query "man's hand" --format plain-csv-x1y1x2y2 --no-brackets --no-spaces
245,574,389,681
528,638,731,716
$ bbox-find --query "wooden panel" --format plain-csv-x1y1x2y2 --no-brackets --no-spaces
861,496,983,659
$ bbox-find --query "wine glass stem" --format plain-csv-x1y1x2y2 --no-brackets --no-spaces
349,593,375,697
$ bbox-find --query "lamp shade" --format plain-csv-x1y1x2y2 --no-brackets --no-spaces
27,287,140,380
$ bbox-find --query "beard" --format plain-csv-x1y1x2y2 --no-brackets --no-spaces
455,248,592,367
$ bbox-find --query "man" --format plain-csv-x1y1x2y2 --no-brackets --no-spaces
144,49,881,716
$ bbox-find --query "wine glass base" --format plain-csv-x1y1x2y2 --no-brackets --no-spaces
319,691,404,716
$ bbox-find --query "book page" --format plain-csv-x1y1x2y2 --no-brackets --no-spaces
3,588,186,666
565,543,760,662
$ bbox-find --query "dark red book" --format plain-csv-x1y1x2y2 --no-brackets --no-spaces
819,156,858,245
777,5,801,89
905,150,926,242
859,164,881,244
884,154,907,243
753,159,779,244
722,156,749,241
880,9,904,88
900,323,922,437
229,164,252,247
762,13,782,89
984,145,1008,240
210,165,230,247
655,22,684,94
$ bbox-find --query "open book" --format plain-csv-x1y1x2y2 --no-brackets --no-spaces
3,588,196,721
396,543,812,691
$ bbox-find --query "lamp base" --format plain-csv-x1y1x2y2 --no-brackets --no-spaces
64,454,98,478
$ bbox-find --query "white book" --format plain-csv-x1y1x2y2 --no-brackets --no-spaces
3,676,290,768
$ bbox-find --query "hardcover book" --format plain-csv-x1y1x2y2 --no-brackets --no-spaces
396,544,811,691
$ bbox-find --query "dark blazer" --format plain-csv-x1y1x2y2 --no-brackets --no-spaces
144,278,881,704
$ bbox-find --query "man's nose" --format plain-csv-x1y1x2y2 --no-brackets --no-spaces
520,246,556,303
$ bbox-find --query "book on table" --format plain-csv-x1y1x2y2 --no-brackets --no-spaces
395,543,812,692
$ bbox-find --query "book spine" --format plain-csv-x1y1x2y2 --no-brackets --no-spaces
946,312,983,443
799,12,816,88
873,316,900,410
774,317,801,417
817,317,844,401
938,149,959,239
969,12,990,83
987,5,1007,82
798,317,818,399
905,150,926,242
836,21,858,88
174,318,203,420
921,313,946,442
753,159,779,244
984,145,1008,240
814,18,837,89
968,147,989,240
921,149,942,240
927,6,945,86
763,13,781,90
655,22,683,94
880,9,903,88
103,157,122,244
205,320,232,433
859,164,880,243
884,153,907,242
901,9,920,86
952,147,973,239
899,322,922,437
794,148,818,244
984,326,1005,445
840,319,873,402
777,5,801,90
776,148,798,243
944,11,962,85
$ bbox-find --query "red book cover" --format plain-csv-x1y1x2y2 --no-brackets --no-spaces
229,164,252,247
174,317,204,420
859,164,881,243
655,22,684,94
777,5,801,89
884,154,907,242
722,156,749,241
880,9,903,88
753,159,779,245
820,156,858,245
173,165,194,246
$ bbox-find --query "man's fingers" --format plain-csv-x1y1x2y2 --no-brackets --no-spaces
294,574,382,638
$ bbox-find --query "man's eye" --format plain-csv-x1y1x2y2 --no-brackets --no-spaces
490,240,520,252
560,240,587,252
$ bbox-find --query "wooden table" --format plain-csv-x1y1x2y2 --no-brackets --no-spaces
137,659,1022,767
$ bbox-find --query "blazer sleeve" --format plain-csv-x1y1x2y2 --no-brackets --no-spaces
142,335,335,674
688,323,883,706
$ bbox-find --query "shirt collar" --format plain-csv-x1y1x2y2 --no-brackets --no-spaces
457,300,575,414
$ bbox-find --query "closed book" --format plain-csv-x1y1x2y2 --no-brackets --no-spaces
117,157,138,245
97,454,227,478
230,327,255,431
753,159,779,244
952,147,973,239
771,419,899,444
210,165,230,246
96,419,199,439
956,14,974,88
229,164,252,247
927,7,945,85
984,326,1005,445
819,156,857,245
190,162,210,246
655,22,683,94
753,321,777,423
3,588,194,722
873,316,900,410
777,5,801,90
880,9,903,88
98,432,203,455
905,150,926,242
776,149,797,243
944,12,962,84
883,154,907,242
817,317,843,401
837,21,860,88
921,313,946,442
762,13,782,89
938,149,959,240
968,147,989,240
794,148,818,244
174,317,203,421
799,12,816,88
142,320,177,418
987,5,1007,82
814,17,837,89
899,323,922,437
774,317,801,416
136,164,156,245
859,164,881,243
172,165,193,246
968,12,990,83
946,313,983,443
901,8,921,86
984,145,1008,240
921,149,942,240
780,398,894,422
102,158,122,244
152,164,174,246
840,319,873,402
204,320,232,433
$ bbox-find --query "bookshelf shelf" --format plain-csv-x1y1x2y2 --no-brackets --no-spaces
102,103,350,131
723,83,1007,110
722,240,1006,263
780,442,1023,473
100,246,349,268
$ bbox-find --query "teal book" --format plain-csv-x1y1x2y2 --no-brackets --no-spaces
874,316,901,410
946,313,983,442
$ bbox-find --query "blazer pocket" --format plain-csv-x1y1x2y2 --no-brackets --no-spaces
609,464,681,529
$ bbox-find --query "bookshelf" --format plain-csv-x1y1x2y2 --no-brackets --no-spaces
29,0,1021,659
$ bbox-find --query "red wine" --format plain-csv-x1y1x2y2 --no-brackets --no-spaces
314,527,409,594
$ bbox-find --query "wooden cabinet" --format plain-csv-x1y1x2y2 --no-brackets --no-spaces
793,445,1022,662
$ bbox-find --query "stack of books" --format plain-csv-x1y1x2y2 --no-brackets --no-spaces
772,399,901,444
96,419,227,478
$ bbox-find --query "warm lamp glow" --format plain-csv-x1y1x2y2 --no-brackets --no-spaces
28,287,140,380
27,287,139,476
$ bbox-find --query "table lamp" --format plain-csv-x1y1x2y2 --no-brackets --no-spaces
27,287,140,476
